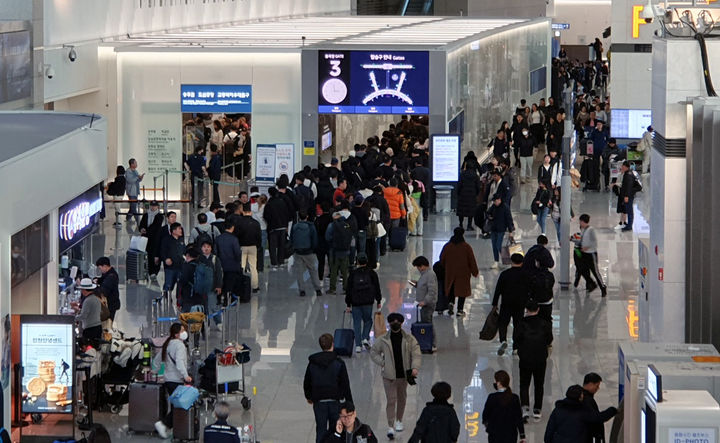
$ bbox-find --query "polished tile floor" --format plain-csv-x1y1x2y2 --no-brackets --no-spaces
69,173,646,442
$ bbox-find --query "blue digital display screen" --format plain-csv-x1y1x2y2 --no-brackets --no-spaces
318,50,429,115
181,84,252,113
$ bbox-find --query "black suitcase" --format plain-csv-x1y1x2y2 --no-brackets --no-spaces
126,249,148,282
239,273,251,303
581,157,601,191
411,307,434,354
173,405,199,441
333,312,354,357
389,226,408,251
128,382,165,433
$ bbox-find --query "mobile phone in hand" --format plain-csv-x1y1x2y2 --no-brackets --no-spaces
407,280,417,287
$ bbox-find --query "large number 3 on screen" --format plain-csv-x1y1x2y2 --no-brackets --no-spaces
329,60,341,77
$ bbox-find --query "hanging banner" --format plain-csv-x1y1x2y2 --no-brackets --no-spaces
275,143,295,179
255,144,276,183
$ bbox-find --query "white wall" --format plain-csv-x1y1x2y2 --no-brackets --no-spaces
0,114,107,429
43,0,352,46
43,42,100,103
552,3,611,46
0,0,32,20
116,50,302,199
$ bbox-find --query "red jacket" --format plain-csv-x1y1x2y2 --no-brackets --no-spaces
383,187,406,220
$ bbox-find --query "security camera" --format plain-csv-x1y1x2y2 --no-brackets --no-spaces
68,47,77,62
642,3,655,23
45,65,55,79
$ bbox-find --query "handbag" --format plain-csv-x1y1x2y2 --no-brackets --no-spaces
376,223,387,238
373,311,386,338
168,385,200,410
479,307,499,341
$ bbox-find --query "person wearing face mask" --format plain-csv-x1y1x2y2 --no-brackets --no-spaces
154,323,191,439
370,313,422,440
139,201,164,277
516,128,535,184
482,370,526,443
408,382,460,443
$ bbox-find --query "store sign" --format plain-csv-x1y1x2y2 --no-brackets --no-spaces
181,84,252,113
668,428,716,443
59,198,102,242
552,23,570,30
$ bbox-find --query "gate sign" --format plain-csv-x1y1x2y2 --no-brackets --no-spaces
181,84,252,113
58,185,103,252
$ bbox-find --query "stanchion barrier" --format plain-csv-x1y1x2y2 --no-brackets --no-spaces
157,316,178,337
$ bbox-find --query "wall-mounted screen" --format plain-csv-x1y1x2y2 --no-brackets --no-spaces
611,109,652,139
0,30,32,104
181,84,252,113
321,131,333,151
432,134,461,183
319,50,429,115
530,66,547,95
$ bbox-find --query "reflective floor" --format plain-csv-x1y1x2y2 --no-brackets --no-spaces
62,173,646,442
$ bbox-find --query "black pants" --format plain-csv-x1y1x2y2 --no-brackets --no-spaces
602,167,611,188
268,229,286,266
498,308,524,347
162,381,182,428
313,401,340,443
447,284,466,311
365,238,378,269
538,303,553,323
316,250,329,280
458,216,473,229
83,325,102,340
579,251,605,288
519,360,547,410
211,181,220,205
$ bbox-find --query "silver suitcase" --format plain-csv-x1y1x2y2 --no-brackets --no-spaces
128,382,165,433
126,248,148,282
173,405,199,440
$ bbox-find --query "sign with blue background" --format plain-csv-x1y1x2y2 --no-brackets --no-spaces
181,84,252,113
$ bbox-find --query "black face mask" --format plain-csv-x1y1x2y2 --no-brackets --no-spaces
390,323,402,332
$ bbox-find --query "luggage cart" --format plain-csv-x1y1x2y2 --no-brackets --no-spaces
215,345,251,411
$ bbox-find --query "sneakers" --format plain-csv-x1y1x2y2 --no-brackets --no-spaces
533,409,542,422
491,261,499,269
394,421,404,432
362,339,371,350
387,427,395,440
456,310,466,317
154,420,169,438
522,406,530,422
299,291,306,297
621,226,633,232
447,303,454,316
431,345,438,353
355,346,363,353
498,341,508,356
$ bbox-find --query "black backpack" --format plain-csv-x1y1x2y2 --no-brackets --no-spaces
295,185,314,214
332,219,353,251
194,227,215,248
351,270,374,297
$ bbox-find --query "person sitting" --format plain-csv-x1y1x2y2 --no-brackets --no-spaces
203,401,241,443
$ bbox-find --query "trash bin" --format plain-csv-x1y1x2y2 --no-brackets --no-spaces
434,185,453,214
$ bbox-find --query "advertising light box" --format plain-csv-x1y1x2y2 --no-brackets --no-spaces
611,109,652,139
318,50,429,115
21,315,75,414
181,84,252,113
59,185,103,254
432,134,461,183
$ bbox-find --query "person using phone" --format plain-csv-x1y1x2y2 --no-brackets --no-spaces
411,256,438,352
322,401,378,443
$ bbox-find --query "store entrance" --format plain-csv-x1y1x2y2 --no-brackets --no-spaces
317,114,429,166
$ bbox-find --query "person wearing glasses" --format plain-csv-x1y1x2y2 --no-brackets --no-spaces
322,401,378,443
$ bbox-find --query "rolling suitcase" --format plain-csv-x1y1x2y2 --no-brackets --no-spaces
128,382,165,433
172,405,200,441
333,312,354,357
411,307,434,354
239,273,252,303
126,249,148,282
389,225,408,251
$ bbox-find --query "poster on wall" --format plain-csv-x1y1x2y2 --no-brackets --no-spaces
275,144,295,179
21,315,75,414
256,144,276,183
145,113,183,200
432,134,461,183
146,128,180,176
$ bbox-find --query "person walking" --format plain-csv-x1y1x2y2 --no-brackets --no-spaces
538,155,553,189
214,221,243,304
291,211,324,297
304,333,354,443
482,370,527,443
544,385,610,443
94,257,120,322
345,255,382,352
235,203,262,292
617,161,638,232
486,194,515,269
154,323,191,439
492,253,529,356
410,256,438,352
370,313,422,440
325,202,355,295
532,182,552,235
581,373,618,443
322,401,378,443
263,187,291,268
199,241,224,331
572,214,607,296
124,158,145,224
456,165,481,231
638,126,653,174
522,235,556,321
516,129,535,184
516,300,553,423
408,382,460,443
139,201,164,277
160,222,186,301
439,227,479,317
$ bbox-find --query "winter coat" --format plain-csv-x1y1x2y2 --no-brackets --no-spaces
456,169,481,217
370,329,421,381
482,391,525,442
214,232,242,273
582,390,618,443
486,203,515,233
544,397,606,443
516,135,535,157
234,215,262,247
516,314,553,364
383,187,407,220
345,266,382,307
439,241,478,298
139,212,164,258
322,419,378,443
290,221,318,254
160,235,185,271
303,351,353,403
263,196,291,230
408,400,461,443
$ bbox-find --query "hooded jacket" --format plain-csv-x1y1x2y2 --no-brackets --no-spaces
408,400,461,443
516,314,553,363
544,397,605,443
303,351,353,403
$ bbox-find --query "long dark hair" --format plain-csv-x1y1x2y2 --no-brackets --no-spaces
162,323,183,361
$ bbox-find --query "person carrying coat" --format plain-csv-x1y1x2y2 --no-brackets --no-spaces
486,194,515,268
544,385,610,443
370,313,422,441
439,227,479,317
456,166,481,231
482,370,526,443
408,382,460,443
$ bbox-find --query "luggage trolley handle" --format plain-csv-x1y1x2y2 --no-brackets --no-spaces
151,297,163,337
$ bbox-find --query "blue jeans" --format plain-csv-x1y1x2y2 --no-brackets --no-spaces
351,305,373,346
127,195,140,223
313,400,340,443
490,231,505,262
351,230,367,264
163,268,181,293
625,197,634,227
553,219,561,242
537,207,549,234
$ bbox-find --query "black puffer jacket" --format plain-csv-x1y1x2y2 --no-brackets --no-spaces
408,400,461,443
456,169,480,217
263,196,290,230
303,351,353,403
544,397,605,443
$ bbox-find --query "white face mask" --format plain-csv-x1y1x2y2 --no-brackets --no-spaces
179,331,188,341
522,131,529,136
12,253,20,258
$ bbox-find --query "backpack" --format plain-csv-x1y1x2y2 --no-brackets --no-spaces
192,260,214,295
194,227,214,248
529,269,555,303
107,177,126,197
295,185,314,214
292,222,313,251
332,219,353,251
632,171,643,193
351,269,374,297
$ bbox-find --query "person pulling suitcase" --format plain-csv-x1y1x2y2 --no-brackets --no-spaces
410,256,438,353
